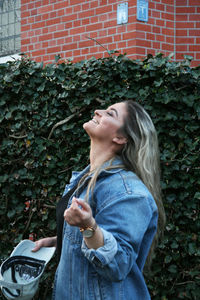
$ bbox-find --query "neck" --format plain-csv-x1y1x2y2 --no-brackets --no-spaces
89,140,115,171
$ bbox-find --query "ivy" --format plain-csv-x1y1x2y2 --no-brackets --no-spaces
0,54,199,299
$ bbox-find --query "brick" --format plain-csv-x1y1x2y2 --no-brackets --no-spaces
79,40,94,48
42,41,49,48
117,41,127,49
108,28,117,35
176,0,187,5
153,26,161,34
95,5,113,15
50,12,57,19
123,32,136,40
136,23,152,32
156,19,165,27
42,27,49,34
156,35,165,42
73,20,81,27
86,23,103,32
153,42,161,49
38,5,53,14
65,22,73,29
147,48,156,56
196,22,200,28
136,39,152,48
54,1,68,10
127,39,136,47
57,9,65,17
78,9,95,19
21,19,28,25
73,49,81,56
35,15,42,22
69,0,83,5
46,18,61,26
156,3,165,11
176,37,195,44
176,22,195,29
165,5,175,13
189,45,200,51
90,0,99,9
21,46,28,52
31,9,37,16
62,14,78,22
98,29,108,37
149,2,155,9
47,46,61,54
161,12,174,21
21,38,31,45
152,10,161,18
146,33,155,41
49,25,57,33
90,16,99,24
73,35,81,42
31,21,46,29
113,35,122,42
196,38,200,43
177,7,196,14
166,36,175,44
176,29,188,36
32,49,46,56
189,29,200,36
162,28,174,36
162,0,174,5
21,11,31,18
70,26,86,35
53,31,69,39
176,45,188,51
176,15,188,21
81,48,90,55
103,20,116,28
38,34,53,42
161,43,174,51
27,17,35,24
189,14,200,21
134,47,146,55
189,0,200,5
21,25,31,31
97,36,113,45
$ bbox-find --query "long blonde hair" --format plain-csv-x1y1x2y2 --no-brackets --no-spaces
80,100,165,267
120,100,165,267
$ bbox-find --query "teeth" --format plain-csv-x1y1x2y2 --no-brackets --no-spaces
92,118,98,124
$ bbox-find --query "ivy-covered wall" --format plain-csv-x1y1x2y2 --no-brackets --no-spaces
0,54,199,300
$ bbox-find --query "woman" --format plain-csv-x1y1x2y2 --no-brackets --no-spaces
32,100,165,299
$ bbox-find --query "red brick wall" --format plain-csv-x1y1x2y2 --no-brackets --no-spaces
176,0,200,67
21,0,200,66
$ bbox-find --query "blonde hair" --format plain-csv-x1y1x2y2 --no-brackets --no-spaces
80,100,165,267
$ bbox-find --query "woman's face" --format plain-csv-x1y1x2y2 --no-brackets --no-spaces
83,102,127,145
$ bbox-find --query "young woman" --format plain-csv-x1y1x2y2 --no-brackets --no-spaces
32,100,165,299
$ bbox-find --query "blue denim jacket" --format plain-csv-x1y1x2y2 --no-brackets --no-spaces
52,158,158,300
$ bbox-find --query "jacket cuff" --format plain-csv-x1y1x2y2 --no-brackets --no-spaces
81,228,117,267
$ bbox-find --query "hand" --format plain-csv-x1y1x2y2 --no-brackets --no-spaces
31,236,57,252
64,197,94,228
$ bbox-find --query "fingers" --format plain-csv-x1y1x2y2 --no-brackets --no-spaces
31,241,42,252
64,197,93,227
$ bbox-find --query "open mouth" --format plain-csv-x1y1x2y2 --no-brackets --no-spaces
92,118,99,124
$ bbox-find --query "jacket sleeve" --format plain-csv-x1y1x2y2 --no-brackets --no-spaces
81,192,157,281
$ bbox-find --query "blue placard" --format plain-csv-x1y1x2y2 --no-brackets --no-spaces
137,0,148,22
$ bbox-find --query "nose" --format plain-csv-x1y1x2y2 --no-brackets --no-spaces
94,109,103,117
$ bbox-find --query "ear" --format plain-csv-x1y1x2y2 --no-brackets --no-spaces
112,136,127,145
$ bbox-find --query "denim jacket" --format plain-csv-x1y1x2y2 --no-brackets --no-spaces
52,158,158,300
